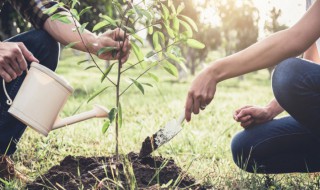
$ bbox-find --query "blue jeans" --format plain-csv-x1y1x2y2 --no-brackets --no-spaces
231,58,320,174
0,30,59,155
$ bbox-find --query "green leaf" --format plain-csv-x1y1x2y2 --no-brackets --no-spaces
93,21,109,32
100,15,117,26
77,60,88,65
118,103,122,128
140,9,152,20
130,78,144,95
177,3,185,14
131,34,144,45
180,20,193,37
165,52,181,64
87,86,110,103
123,25,135,34
79,6,92,17
102,120,110,134
84,65,96,70
148,26,153,35
64,41,79,49
109,108,118,123
101,63,116,83
79,22,88,33
71,0,79,9
152,32,159,49
164,24,174,38
158,31,165,46
173,17,180,32
179,15,198,32
97,47,117,56
44,4,59,14
170,3,177,16
163,60,178,77
161,3,169,20
51,14,71,24
186,39,205,49
142,83,153,87
70,9,79,21
148,72,159,82
57,16,72,24
131,41,144,61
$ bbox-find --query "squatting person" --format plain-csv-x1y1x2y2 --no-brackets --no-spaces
0,0,131,180
185,0,320,173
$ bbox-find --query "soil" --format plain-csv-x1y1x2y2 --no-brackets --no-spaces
139,134,158,158
26,152,210,190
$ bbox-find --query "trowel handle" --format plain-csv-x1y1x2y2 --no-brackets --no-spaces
177,111,185,125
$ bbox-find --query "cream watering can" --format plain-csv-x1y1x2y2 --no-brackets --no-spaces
2,62,109,136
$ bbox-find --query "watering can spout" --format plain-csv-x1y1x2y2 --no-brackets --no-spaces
52,105,109,130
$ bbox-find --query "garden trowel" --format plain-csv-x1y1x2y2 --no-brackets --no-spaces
139,111,185,157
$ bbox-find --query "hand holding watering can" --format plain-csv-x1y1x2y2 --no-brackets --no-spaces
2,62,108,136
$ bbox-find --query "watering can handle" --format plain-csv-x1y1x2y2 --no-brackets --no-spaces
2,68,29,106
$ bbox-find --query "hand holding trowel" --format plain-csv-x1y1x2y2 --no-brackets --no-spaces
139,111,185,157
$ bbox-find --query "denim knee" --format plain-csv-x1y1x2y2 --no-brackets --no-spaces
272,58,305,110
231,131,256,173
31,30,60,71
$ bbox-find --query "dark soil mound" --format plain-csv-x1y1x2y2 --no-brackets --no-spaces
27,152,210,190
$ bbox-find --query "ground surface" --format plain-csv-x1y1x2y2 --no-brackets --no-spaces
27,152,209,189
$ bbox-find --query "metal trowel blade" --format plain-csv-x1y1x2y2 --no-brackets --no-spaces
139,111,185,157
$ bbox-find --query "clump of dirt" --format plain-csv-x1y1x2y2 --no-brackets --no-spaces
27,152,210,190
139,134,158,157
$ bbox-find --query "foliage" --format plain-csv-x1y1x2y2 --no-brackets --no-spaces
49,0,204,157
216,0,259,56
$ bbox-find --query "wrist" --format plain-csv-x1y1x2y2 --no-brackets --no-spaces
81,32,98,54
207,59,225,83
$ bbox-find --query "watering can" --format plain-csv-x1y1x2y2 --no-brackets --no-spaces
2,62,109,136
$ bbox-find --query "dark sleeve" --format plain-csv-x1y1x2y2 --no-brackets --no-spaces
8,0,68,29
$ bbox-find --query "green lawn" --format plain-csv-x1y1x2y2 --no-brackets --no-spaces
8,50,320,189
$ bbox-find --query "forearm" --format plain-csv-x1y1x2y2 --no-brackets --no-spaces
43,12,98,54
266,99,284,119
210,29,305,82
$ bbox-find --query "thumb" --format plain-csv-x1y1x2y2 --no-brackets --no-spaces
18,43,39,63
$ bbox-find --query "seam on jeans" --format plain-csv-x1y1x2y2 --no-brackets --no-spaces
252,132,311,151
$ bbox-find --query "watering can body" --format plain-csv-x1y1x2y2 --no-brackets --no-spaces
4,62,108,136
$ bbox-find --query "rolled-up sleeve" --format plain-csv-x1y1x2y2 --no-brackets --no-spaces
9,0,68,29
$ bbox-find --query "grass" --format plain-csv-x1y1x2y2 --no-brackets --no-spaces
5,49,320,189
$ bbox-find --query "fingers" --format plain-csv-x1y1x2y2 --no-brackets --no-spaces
241,119,254,128
185,93,193,122
0,68,12,82
18,43,39,63
2,64,16,81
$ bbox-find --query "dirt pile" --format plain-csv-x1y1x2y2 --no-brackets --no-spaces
27,152,210,189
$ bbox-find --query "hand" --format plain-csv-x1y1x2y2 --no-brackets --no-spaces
185,67,217,122
94,28,131,64
233,105,274,128
0,42,39,82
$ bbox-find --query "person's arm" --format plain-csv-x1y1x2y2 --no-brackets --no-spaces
185,1,320,121
233,99,284,128
43,12,130,63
